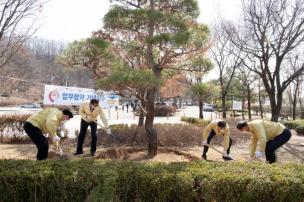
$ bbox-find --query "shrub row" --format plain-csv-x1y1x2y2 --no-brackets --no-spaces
0,114,251,147
85,123,203,147
83,121,250,148
155,105,177,116
0,114,210,146
181,116,211,127
0,160,303,202
282,120,304,135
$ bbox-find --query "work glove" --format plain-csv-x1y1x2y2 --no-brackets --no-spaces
105,128,111,135
255,151,264,158
53,135,60,143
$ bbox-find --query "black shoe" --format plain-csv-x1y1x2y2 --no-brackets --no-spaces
201,153,207,160
74,152,83,156
222,155,233,161
90,152,96,157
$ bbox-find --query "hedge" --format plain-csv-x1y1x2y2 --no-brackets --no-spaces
79,123,203,147
181,116,211,127
282,120,304,135
155,105,177,116
0,160,303,202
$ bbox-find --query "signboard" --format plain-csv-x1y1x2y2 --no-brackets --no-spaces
232,100,242,111
43,84,119,107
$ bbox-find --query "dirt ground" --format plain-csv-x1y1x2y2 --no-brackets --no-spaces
0,134,303,163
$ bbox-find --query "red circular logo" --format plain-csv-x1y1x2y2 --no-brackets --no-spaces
48,90,59,102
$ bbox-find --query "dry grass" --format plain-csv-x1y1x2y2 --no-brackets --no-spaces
0,114,31,143
79,120,250,147
81,124,202,147
0,114,250,147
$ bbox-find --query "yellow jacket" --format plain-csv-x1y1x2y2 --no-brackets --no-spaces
247,119,285,156
79,102,109,128
27,108,63,138
202,120,230,152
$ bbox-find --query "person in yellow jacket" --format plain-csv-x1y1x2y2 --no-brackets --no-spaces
23,108,74,160
236,119,291,164
75,99,111,156
202,119,233,161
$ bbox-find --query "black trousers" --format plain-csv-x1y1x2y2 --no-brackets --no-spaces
76,119,97,154
23,122,49,160
265,128,291,164
203,130,232,155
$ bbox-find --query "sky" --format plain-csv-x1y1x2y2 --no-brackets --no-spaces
34,0,242,42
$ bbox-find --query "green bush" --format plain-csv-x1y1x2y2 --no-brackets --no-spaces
155,105,177,116
281,120,304,135
296,125,304,135
181,116,211,127
0,160,304,202
281,120,304,130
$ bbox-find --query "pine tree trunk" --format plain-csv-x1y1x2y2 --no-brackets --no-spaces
145,88,157,157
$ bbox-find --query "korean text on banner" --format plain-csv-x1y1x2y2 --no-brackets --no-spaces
43,84,118,107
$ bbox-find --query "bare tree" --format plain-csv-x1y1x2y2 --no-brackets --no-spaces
0,0,45,68
226,0,304,122
210,23,242,118
236,65,256,120
285,53,304,120
25,38,66,61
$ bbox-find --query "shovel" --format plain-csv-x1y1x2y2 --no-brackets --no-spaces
203,143,226,155
54,141,68,160
94,121,123,142
202,143,264,163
